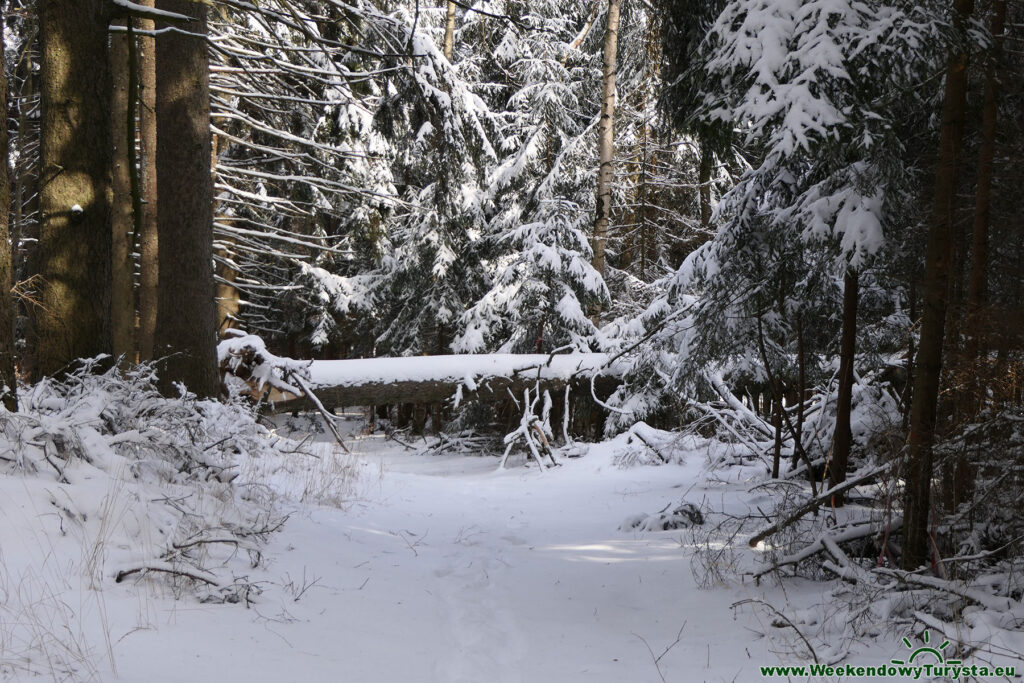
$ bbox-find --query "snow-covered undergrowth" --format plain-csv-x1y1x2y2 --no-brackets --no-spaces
588,363,1024,673
0,361,357,680
666,374,1024,675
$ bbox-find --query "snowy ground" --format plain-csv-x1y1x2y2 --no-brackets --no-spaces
111,428,780,683
3,412,924,683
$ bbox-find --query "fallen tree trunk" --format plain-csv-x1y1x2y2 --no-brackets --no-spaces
264,354,622,414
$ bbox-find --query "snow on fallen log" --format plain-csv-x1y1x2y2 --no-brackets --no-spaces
218,331,311,398
269,353,623,413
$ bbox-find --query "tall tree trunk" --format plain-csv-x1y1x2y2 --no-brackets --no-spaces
0,17,17,411
792,313,806,469
35,0,113,378
637,116,653,279
442,1,456,61
830,269,859,505
110,22,136,367
138,2,158,362
947,0,1008,516
964,0,1007,392
902,278,917,429
591,0,620,292
771,395,782,479
11,31,37,382
901,0,975,571
154,0,218,397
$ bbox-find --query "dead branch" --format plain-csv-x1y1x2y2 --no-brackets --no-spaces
755,518,891,579
747,462,891,548
732,599,819,664
631,430,669,463
285,370,350,454
874,567,1020,611
115,563,221,587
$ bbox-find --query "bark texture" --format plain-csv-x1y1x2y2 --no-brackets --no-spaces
443,1,456,61
829,270,859,505
138,2,158,361
267,375,621,415
902,0,975,571
0,19,17,410
964,0,1007,374
110,22,136,366
591,0,620,282
35,0,113,378
154,0,218,397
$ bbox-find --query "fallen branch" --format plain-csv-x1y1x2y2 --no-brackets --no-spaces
115,562,221,587
755,518,894,579
707,372,774,440
171,536,253,551
732,599,819,665
386,430,416,451
874,567,1019,611
630,429,669,463
286,370,351,454
499,387,556,470
747,462,891,548
633,621,687,683
914,610,1024,667
690,399,770,463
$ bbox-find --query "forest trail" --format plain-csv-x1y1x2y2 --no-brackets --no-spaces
110,429,783,682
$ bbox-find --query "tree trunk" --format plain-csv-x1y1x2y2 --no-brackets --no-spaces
902,0,975,571
591,0,620,291
442,1,456,61
268,374,621,417
154,0,218,397
830,269,858,506
902,279,917,429
771,395,782,479
110,22,136,367
35,0,113,378
947,0,1007,516
792,313,806,469
0,17,17,411
138,1,158,362
964,0,1007,394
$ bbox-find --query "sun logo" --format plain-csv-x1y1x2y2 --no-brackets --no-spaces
891,629,960,666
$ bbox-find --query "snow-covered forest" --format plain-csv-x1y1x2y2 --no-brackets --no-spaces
2,0,1023,680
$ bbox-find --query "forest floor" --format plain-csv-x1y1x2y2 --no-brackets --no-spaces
3,412,921,682
108,418,821,683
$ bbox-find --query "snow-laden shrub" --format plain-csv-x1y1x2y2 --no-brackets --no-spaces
0,360,357,680
610,421,710,467
620,502,704,532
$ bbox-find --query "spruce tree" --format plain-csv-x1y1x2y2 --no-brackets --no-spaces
154,0,218,397
35,0,113,378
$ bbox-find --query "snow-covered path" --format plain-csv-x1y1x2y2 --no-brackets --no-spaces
111,439,782,682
